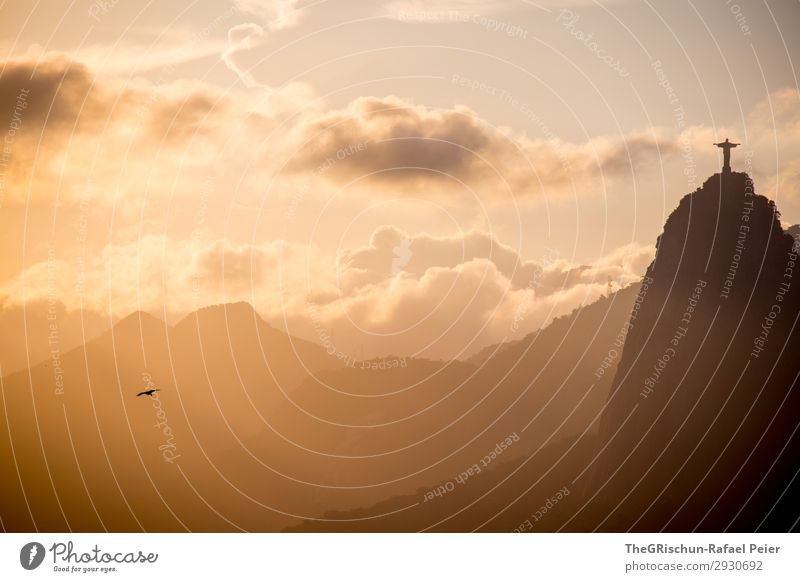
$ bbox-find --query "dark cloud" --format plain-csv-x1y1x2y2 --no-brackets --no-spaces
0,54,276,207
286,95,679,199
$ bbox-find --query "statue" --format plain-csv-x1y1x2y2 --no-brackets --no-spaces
714,138,740,173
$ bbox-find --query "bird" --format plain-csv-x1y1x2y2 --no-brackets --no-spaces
136,388,160,397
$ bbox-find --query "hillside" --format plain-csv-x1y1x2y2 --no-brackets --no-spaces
574,172,800,531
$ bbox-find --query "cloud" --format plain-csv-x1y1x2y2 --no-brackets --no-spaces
701,88,800,206
385,0,630,19
339,225,558,291
0,298,109,375
70,38,229,76
221,19,316,108
766,158,800,205
335,225,651,302
0,235,327,319
0,54,290,208
223,23,269,89
286,95,678,200
232,0,306,29
222,1,316,101
296,227,654,359
284,89,800,205
747,88,800,136
0,225,653,361
7,54,793,214
386,0,508,20
0,53,795,362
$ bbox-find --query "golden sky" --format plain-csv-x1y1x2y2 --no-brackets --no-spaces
1,0,799,361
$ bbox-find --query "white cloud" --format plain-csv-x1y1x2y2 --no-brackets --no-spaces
223,1,309,90
232,0,306,30
0,226,653,360
223,23,269,89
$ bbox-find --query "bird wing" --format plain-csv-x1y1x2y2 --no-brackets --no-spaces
136,391,148,396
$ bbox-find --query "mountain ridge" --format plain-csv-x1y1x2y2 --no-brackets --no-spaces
578,171,800,531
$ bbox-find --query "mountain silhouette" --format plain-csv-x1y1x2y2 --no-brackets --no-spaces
0,287,637,531
282,172,800,533
278,286,640,531
4,171,799,532
0,299,108,375
0,303,346,531
572,171,800,531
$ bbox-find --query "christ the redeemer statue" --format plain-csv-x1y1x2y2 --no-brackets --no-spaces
714,138,740,173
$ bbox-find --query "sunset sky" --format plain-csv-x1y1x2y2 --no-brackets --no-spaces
1,0,799,360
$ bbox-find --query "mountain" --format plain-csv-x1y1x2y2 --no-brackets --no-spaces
0,285,639,532
0,299,109,375
571,172,800,531
10,170,797,533
279,286,640,531
283,172,800,533
0,303,345,532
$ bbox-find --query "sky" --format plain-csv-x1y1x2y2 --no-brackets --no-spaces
1,0,799,360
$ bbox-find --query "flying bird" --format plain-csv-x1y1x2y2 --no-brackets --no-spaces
137,388,160,397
